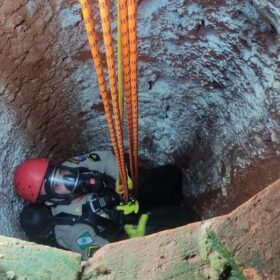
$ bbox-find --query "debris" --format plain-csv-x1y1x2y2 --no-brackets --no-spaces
6,271,16,280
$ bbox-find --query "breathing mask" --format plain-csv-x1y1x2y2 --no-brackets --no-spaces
42,165,103,204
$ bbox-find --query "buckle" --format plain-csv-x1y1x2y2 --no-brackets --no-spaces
89,197,106,213
89,198,100,213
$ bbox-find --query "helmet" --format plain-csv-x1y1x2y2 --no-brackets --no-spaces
14,158,49,203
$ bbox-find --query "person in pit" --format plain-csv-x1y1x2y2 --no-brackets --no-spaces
14,150,183,260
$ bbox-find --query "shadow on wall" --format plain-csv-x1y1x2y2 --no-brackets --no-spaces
172,132,280,220
0,1,90,237
172,132,215,194
0,1,88,160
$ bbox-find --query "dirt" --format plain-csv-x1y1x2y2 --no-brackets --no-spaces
214,178,280,279
186,154,280,219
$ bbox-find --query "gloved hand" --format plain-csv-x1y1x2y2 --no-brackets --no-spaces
116,199,139,215
115,175,133,194
124,213,149,239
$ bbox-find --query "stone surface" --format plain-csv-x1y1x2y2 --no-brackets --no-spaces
214,178,280,280
0,178,278,279
82,178,280,279
189,154,280,219
252,0,280,34
0,235,81,280
0,0,279,240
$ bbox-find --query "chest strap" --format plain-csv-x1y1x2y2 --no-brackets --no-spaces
87,191,120,213
52,191,121,237
53,211,109,234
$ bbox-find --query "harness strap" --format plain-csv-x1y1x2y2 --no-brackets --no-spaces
53,191,120,234
54,208,113,236
87,192,119,213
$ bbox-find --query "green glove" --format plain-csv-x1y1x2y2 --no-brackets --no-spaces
124,213,149,239
115,175,133,194
116,199,139,215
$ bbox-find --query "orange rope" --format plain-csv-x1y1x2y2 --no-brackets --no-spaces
80,0,129,201
97,0,128,201
80,0,139,199
119,0,134,185
128,0,139,192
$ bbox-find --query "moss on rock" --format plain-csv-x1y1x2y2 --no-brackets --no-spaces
0,236,81,280
199,228,246,280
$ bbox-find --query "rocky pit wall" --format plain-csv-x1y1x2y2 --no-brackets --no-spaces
0,177,279,280
0,0,279,238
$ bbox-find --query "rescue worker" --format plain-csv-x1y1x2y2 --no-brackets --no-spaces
19,202,149,260
14,150,183,259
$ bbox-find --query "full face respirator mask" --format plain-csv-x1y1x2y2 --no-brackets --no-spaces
41,165,103,204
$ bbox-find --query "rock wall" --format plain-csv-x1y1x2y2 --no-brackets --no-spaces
0,0,279,237
0,235,81,280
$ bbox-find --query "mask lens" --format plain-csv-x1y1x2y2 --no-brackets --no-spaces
63,173,77,191
50,166,79,194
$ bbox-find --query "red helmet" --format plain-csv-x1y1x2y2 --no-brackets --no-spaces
14,158,49,203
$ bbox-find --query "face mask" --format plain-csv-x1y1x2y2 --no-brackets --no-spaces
43,165,103,203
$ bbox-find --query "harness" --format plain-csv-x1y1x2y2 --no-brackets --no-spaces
52,194,124,241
